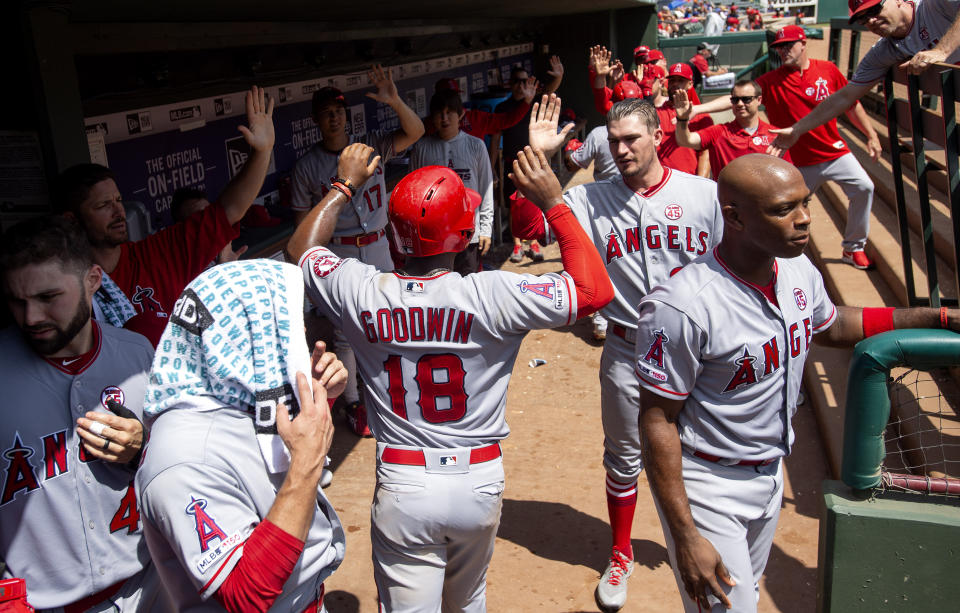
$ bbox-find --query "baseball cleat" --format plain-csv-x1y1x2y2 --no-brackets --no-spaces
842,249,874,270
345,401,372,437
509,244,524,263
527,242,544,262
595,549,634,611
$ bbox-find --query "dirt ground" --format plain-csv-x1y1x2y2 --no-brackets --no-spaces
317,241,829,612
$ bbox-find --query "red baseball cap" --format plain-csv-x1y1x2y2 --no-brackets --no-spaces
641,64,666,83
633,45,650,60
772,25,807,46
645,49,666,63
434,77,460,93
848,0,883,23
612,80,643,102
668,63,694,81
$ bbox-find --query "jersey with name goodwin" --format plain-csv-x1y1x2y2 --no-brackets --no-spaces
563,168,722,330
290,131,396,236
0,323,153,609
635,250,837,460
300,246,578,448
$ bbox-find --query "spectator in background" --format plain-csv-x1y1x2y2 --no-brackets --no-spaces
656,64,713,177
704,6,725,35
289,64,424,437
673,79,791,180
689,42,729,80
409,89,494,275
55,86,274,327
169,187,248,263
493,59,564,264
432,76,537,141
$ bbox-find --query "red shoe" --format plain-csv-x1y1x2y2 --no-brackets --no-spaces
842,249,874,270
509,244,524,263
345,401,371,437
527,242,544,262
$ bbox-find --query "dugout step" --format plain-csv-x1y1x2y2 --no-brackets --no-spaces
837,116,957,272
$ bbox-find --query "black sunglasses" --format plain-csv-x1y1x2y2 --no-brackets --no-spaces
853,0,884,24
729,95,758,104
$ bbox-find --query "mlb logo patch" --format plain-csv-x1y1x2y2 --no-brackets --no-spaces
405,281,424,293
101,386,125,409
440,455,458,466
794,288,807,310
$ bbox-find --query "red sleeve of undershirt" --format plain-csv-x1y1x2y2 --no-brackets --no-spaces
508,193,548,242
212,520,304,613
592,86,614,115
546,204,614,318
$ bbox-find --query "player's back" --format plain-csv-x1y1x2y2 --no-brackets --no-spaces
302,247,577,448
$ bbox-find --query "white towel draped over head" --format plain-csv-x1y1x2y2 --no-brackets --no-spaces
144,259,311,474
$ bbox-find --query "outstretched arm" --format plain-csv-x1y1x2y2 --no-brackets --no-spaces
814,305,960,348
672,90,703,150
769,81,872,153
900,11,960,74
844,101,882,161
218,86,276,225
527,93,575,157
366,64,425,152
641,389,735,610
286,144,380,262
543,55,565,94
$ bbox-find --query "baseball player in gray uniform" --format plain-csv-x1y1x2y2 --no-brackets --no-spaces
563,124,620,342
286,106,614,611
514,97,722,611
636,154,960,612
136,260,348,612
291,64,424,434
409,89,494,276
0,216,167,611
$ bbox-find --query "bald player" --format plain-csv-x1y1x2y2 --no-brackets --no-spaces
637,154,960,612
513,97,722,611
0,216,167,611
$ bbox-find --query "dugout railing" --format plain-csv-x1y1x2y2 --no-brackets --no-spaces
828,21,960,308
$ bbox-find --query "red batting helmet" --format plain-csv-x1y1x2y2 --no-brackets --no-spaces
612,80,643,102
388,166,480,257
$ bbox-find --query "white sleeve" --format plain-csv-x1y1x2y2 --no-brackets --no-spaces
476,145,494,238
299,246,368,329
561,186,592,235
139,465,259,600
805,258,838,333
634,298,702,399
473,270,577,334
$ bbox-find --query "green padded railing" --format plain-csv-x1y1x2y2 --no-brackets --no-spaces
841,329,960,494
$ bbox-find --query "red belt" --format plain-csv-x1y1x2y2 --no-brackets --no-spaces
611,324,636,343
64,579,126,613
301,584,325,612
332,229,385,247
693,450,777,467
381,443,502,466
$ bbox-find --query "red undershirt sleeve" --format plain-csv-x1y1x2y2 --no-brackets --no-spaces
592,86,614,115
546,204,614,318
212,519,304,613
508,193,548,242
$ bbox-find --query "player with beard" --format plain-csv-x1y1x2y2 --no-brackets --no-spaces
54,85,275,324
0,216,168,611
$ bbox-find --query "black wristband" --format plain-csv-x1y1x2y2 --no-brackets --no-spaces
330,176,355,191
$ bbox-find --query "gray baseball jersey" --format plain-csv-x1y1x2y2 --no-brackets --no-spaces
136,409,344,611
0,323,153,609
409,132,494,243
564,168,723,330
570,125,620,182
635,249,837,460
851,0,960,85
290,132,396,236
299,246,578,447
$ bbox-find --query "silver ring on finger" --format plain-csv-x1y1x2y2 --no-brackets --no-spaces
101,436,111,451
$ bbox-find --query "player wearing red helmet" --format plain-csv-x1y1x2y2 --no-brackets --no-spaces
287,98,613,611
